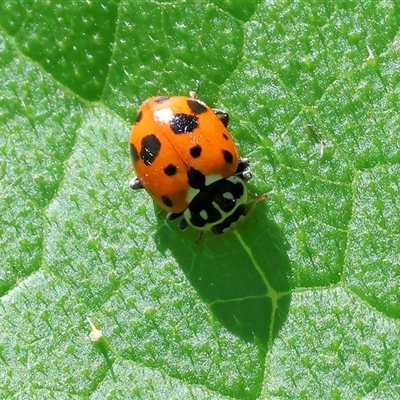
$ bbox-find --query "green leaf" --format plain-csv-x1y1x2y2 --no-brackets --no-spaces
1,1,400,399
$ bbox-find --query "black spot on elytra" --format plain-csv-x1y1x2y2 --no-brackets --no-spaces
190,145,202,158
222,149,233,164
130,143,139,163
187,99,207,114
213,110,229,127
135,111,142,123
155,96,169,103
222,133,229,141
140,134,161,166
170,114,198,134
162,195,173,208
187,167,205,189
164,164,177,176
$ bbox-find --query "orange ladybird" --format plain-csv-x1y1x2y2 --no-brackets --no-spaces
129,94,252,233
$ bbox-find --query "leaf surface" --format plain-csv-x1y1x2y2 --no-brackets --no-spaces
1,1,399,399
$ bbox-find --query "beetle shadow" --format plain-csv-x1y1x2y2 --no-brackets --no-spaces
155,201,292,345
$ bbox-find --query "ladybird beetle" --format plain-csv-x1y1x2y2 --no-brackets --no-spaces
129,94,252,234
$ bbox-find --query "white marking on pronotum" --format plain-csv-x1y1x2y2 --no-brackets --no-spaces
186,187,200,204
200,210,208,220
222,192,234,201
204,174,223,186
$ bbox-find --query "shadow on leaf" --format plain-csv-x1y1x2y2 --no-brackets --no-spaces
155,201,291,345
